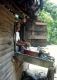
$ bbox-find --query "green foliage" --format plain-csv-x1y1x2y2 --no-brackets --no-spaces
38,0,57,44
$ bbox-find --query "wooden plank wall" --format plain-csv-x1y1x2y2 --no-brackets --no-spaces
0,5,22,80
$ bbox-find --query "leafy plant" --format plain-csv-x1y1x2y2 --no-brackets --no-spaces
38,0,57,44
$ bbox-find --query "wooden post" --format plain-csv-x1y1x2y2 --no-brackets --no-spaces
47,67,55,80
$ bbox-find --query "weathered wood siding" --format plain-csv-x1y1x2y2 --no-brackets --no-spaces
0,5,22,80
24,22,47,46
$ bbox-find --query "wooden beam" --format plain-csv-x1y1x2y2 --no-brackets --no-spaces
16,53,54,68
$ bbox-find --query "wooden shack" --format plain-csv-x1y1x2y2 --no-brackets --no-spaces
0,4,23,80
0,0,55,80
0,0,46,80
0,0,41,79
23,20,47,47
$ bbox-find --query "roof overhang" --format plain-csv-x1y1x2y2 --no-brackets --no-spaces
0,0,43,20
